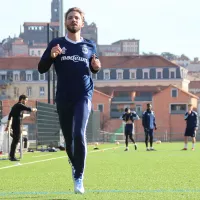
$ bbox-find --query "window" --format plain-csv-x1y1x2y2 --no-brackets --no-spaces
104,70,110,80
1,89,6,95
14,87,19,97
135,105,142,116
39,73,45,81
27,87,32,97
105,72,109,79
129,70,136,79
0,74,6,80
131,72,136,79
26,73,32,81
38,50,41,56
14,74,19,81
157,72,162,79
97,104,104,112
169,68,176,79
170,71,175,78
92,73,97,80
156,69,163,79
31,50,34,56
144,72,149,79
117,72,123,79
136,105,142,112
170,104,187,114
39,87,45,96
171,88,178,97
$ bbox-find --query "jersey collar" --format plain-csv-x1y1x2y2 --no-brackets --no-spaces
65,34,83,44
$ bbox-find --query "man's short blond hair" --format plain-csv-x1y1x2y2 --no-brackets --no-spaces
65,7,85,21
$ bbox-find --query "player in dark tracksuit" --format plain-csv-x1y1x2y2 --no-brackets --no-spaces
142,103,157,151
182,103,199,151
38,7,101,194
5,95,37,161
121,108,140,151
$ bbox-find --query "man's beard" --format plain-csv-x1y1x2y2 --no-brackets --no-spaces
66,25,80,33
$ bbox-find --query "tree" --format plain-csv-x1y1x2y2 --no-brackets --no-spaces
161,52,177,61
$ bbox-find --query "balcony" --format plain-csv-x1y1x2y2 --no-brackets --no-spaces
134,96,152,101
112,97,132,102
0,95,10,100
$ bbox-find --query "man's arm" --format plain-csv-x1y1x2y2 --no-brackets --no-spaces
89,43,101,74
38,40,57,74
5,110,13,131
195,112,199,129
184,112,189,120
153,114,157,130
19,104,37,112
142,112,146,128
132,112,140,120
120,113,126,121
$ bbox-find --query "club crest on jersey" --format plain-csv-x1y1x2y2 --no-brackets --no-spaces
61,47,67,54
82,44,88,54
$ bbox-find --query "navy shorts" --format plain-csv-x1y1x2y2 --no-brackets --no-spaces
184,127,196,137
145,128,154,137
125,124,133,136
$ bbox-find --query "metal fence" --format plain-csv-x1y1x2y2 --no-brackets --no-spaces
36,101,60,148
36,102,101,147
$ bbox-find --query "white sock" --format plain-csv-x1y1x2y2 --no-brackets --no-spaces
192,143,195,148
146,147,149,150
134,143,137,146
150,147,154,150
184,144,188,148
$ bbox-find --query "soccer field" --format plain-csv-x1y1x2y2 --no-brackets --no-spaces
0,143,200,200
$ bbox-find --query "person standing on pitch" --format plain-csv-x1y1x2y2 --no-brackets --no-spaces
182,103,199,151
5,95,37,161
121,108,139,151
38,7,101,194
142,103,157,151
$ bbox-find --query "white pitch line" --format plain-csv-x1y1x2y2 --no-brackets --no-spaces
0,156,67,170
32,154,53,158
89,146,121,153
0,146,121,170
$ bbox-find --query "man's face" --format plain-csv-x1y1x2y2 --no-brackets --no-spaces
65,11,84,33
21,98,28,105
147,104,152,110
188,105,193,111
127,109,131,113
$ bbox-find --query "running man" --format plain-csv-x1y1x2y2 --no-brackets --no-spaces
121,107,140,151
38,7,101,194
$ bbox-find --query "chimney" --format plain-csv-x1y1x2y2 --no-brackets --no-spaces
194,57,199,63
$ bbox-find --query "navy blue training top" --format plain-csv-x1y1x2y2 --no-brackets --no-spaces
38,36,99,103
184,111,199,129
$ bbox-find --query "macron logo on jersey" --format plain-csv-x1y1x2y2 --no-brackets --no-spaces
61,55,89,65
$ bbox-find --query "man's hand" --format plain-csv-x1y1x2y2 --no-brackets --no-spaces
32,108,37,112
91,54,101,71
188,110,192,114
5,125,11,132
51,44,62,58
4,126,9,132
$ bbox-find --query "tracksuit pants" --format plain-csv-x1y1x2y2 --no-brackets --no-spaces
56,97,91,180
10,125,21,159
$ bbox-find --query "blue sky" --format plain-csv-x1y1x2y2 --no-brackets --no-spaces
0,0,199,59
